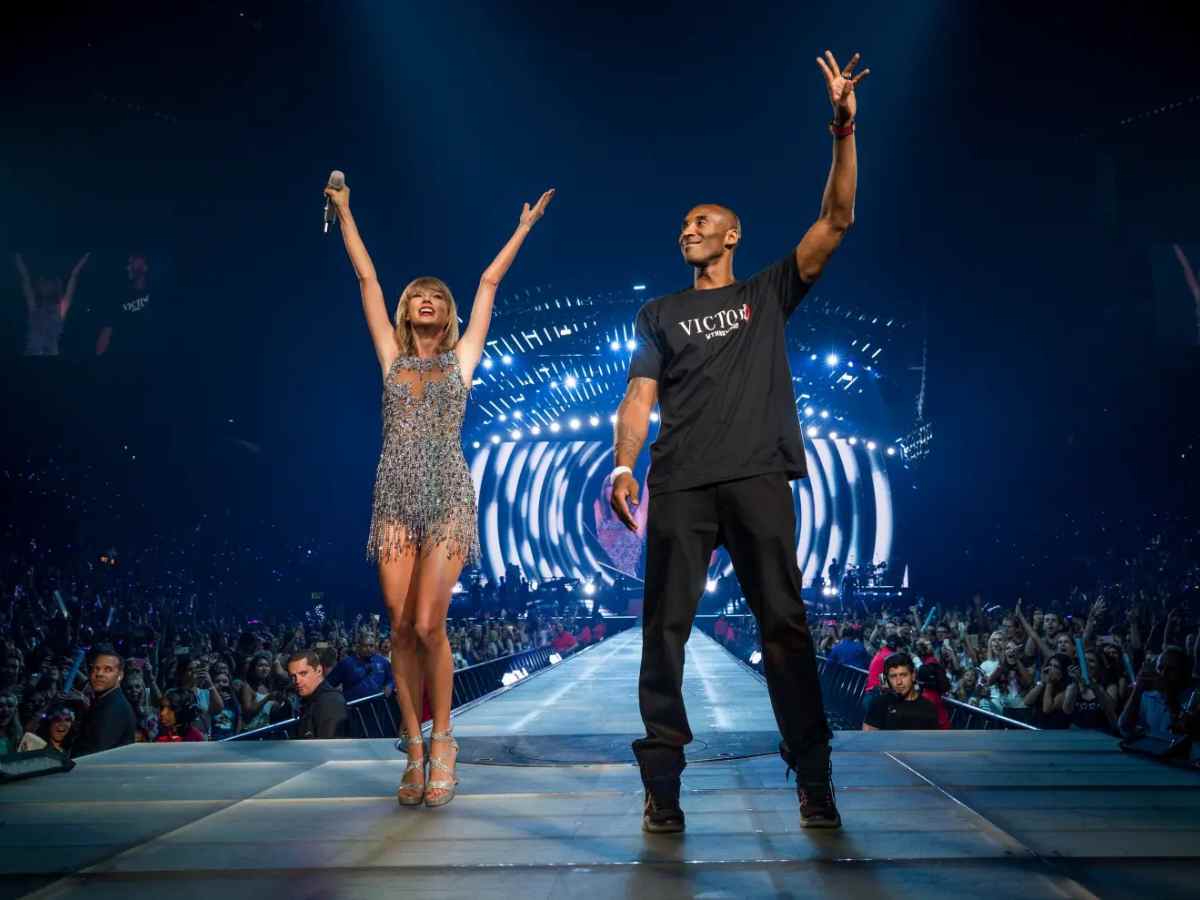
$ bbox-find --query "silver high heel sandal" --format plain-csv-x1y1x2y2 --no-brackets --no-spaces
424,730,459,808
396,732,426,807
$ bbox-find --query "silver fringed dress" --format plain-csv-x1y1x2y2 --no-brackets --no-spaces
366,351,480,564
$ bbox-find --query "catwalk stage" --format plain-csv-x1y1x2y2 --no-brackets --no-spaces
2,629,1198,899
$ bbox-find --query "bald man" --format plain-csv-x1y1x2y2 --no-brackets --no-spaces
609,50,870,833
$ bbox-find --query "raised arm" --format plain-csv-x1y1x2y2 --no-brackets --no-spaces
455,189,555,385
794,50,869,284
1015,599,1052,660
13,253,34,313
59,252,90,319
609,377,658,532
324,181,396,376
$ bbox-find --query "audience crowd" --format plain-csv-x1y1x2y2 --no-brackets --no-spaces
714,509,1198,747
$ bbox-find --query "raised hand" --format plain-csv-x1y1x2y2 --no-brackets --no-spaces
520,189,556,229
816,50,870,122
323,181,350,212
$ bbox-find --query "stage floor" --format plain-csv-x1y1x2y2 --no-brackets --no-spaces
2,629,1198,899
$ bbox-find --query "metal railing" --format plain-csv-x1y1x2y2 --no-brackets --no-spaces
225,617,637,742
695,614,1037,731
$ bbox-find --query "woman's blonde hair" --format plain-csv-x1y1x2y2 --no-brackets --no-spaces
393,276,460,357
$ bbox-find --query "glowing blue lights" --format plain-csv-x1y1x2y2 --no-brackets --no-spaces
609,413,617,423
512,410,523,420
549,422,561,433
807,426,820,437
609,340,622,351
633,284,647,291
498,413,508,421
588,415,600,427
569,418,581,430
804,406,815,417
490,435,501,444
886,446,896,456
705,579,718,593
625,339,637,351
829,431,839,440
819,410,830,419
502,354,513,365
867,441,877,451
510,429,522,440
564,375,578,389
826,353,839,367
530,425,542,436
649,412,660,422
848,436,858,445
482,358,494,370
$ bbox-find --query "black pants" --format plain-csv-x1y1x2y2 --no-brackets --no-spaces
632,472,832,777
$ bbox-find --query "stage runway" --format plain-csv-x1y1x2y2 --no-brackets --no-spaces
2,629,1198,899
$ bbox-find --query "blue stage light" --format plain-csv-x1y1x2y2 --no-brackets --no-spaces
490,435,501,444
867,441,877,450
568,418,581,430
807,426,819,437
625,339,637,351
820,410,830,419
804,406,815,417
502,354,513,365
482,358,494,370
826,353,839,367
549,422,561,433
564,375,578,389
610,340,621,351
512,410,523,420
588,416,600,427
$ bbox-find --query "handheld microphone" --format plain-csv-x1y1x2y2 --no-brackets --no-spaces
323,170,345,234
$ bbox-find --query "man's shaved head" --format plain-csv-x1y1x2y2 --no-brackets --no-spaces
679,204,742,269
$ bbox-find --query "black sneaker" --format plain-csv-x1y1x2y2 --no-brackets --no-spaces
798,777,841,829
642,776,686,834
782,742,841,829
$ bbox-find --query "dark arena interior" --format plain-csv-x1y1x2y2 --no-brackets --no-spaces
1,3,1198,898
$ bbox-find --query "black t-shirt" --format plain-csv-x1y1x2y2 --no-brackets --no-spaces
103,282,154,352
627,255,811,494
864,690,941,730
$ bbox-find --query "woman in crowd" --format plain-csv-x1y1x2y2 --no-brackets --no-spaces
210,665,241,740
239,652,280,731
122,665,159,742
36,705,77,754
0,690,23,754
174,658,223,739
951,667,985,706
1023,653,1073,729
156,689,205,742
325,176,554,808
1064,648,1119,732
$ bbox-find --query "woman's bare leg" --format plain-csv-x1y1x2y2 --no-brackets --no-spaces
411,547,467,804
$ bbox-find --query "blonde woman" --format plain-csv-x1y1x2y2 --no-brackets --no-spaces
325,179,554,808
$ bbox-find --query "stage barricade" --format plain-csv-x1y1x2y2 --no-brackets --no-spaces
226,617,637,742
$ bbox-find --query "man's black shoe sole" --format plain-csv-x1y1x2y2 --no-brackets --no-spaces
799,813,842,829
642,815,686,834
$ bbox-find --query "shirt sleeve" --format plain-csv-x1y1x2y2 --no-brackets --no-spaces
864,693,887,729
745,254,811,318
626,302,664,382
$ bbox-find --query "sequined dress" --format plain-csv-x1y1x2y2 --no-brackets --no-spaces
366,351,480,564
